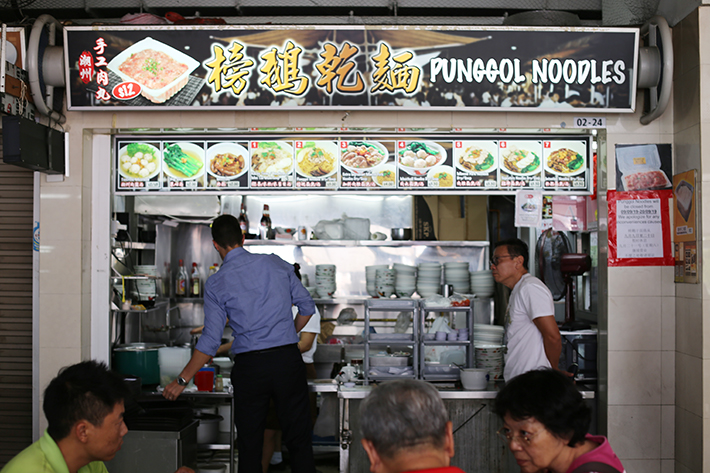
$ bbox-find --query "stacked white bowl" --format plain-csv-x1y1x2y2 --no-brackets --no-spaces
474,344,505,380
444,262,470,294
470,270,495,297
366,265,389,297
417,263,442,298
473,324,505,380
473,323,505,345
393,263,416,297
315,264,336,298
375,268,395,298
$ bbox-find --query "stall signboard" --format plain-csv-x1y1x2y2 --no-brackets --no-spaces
114,134,592,195
65,26,638,111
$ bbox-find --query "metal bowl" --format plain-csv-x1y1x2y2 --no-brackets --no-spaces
391,228,412,240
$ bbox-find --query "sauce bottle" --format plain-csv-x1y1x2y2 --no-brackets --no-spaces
176,259,188,296
190,262,200,297
238,197,249,236
259,204,274,239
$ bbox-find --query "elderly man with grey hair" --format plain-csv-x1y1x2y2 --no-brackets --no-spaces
359,379,465,473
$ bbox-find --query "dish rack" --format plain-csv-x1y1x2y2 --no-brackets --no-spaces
363,299,474,384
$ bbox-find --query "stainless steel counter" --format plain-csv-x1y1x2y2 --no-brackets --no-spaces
335,381,595,399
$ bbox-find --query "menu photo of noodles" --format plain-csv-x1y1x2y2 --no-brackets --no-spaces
205,142,249,189
249,141,295,189
542,140,589,190
294,140,339,189
339,140,391,189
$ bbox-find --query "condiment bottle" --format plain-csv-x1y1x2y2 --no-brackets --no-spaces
238,197,249,236
176,259,188,296
215,374,223,392
190,262,200,297
259,204,274,239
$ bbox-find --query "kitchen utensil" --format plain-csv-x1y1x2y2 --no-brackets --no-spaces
113,343,164,385
391,228,412,240
195,367,215,392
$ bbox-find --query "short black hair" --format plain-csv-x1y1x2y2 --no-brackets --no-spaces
44,360,130,441
495,238,529,270
494,369,591,446
211,214,243,249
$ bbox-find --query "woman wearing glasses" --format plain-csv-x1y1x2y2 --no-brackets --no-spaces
495,369,625,473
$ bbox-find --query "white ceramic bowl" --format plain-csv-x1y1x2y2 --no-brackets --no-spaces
460,368,489,390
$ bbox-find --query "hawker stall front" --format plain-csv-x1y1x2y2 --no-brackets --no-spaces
12,17,680,473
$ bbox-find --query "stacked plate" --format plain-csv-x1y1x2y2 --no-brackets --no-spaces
315,264,336,298
417,263,442,298
474,345,505,380
366,265,389,297
444,262,470,293
470,270,495,297
393,263,416,297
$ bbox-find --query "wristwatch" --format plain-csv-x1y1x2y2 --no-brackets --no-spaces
177,376,188,386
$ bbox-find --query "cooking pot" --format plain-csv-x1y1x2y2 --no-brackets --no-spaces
194,413,223,444
113,343,164,385
391,228,412,240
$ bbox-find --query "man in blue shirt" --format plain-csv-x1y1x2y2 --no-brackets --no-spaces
163,214,316,473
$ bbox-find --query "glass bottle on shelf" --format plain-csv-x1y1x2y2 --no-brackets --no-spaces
259,204,274,239
176,260,188,296
238,197,249,236
190,262,201,297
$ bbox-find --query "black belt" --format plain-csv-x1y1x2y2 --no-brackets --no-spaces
234,343,296,357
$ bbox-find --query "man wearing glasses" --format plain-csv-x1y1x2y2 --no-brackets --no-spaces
491,238,561,381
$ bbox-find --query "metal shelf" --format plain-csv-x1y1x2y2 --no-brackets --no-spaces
113,242,156,250
243,240,489,248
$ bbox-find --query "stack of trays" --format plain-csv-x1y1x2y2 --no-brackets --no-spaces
444,262,470,293
470,270,495,297
393,263,416,297
417,263,442,298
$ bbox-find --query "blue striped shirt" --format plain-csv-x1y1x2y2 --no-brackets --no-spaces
195,247,316,355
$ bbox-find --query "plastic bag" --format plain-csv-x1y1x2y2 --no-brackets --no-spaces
337,307,357,326
449,293,471,307
312,213,370,240
423,294,451,308
394,311,412,333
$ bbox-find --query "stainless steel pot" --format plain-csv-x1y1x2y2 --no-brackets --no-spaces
391,228,412,240
194,413,223,444
113,342,165,385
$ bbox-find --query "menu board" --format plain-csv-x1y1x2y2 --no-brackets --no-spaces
114,134,592,195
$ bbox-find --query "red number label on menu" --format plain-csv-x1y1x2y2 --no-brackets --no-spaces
295,141,303,148
340,141,348,149
544,141,551,148
251,142,258,148
455,141,462,148
500,141,507,148
398,141,406,149
112,82,141,100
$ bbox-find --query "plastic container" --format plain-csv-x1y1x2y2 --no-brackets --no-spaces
195,367,215,392
158,346,191,387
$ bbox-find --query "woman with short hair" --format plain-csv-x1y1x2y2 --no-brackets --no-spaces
494,369,625,473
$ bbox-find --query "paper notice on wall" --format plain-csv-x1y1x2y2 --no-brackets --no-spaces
616,198,663,258
515,190,542,227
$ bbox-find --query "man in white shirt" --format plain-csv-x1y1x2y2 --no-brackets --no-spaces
491,238,562,381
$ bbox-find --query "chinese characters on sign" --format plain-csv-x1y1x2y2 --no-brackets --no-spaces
616,199,663,259
65,27,638,110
